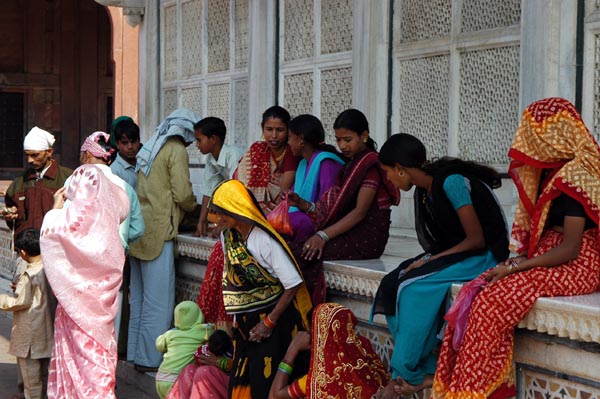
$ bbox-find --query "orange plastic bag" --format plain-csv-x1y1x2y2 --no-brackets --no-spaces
267,195,293,235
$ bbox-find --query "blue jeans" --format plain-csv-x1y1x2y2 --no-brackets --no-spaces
127,240,175,367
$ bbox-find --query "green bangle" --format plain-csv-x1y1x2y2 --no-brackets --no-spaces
277,361,293,375
217,357,229,372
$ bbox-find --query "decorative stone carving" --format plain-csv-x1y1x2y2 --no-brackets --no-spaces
180,86,203,120
235,0,249,69
283,73,314,116
595,34,600,137
182,0,203,77
461,0,520,32
284,0,314,61
207,83,230,125
321,67,352,143
397,55,450,159
207,0,230,73
163,4,178,81
163,89,178,118
520,369,600,399
458,46,520,165
394,0,451,43
320,0,353,55
233,79,249,147
93,0,145,26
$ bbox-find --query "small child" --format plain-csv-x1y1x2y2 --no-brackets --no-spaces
0,228,53,399
195,329,233,370
193,117,244,237
155,301,213,399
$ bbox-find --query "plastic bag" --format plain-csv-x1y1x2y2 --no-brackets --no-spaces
267,195,293,235
444,276,487,351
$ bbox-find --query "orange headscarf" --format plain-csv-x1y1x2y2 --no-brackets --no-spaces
307,303,390,398
508,97,600,256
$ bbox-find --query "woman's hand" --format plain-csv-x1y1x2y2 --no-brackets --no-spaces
195,350,219,366
52,187,66,210
249,319,273,343
485,256,526,283
1,206,18,220
302,235,325,260
374,379,402,399
287,192,303,208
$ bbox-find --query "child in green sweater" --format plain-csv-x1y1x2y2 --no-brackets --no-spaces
155,301,213,399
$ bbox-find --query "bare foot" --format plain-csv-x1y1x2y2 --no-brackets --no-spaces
398,374,434,396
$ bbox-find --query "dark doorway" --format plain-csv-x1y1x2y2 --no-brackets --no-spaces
0,92,24,168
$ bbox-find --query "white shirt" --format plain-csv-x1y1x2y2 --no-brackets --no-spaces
201,144,244,197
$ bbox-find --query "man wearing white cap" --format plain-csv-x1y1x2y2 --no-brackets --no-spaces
3,127,73,236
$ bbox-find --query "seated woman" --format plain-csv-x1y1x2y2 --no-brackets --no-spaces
371,134,509,398
432,98,600,399
285,114,344,242
234,105,300,213
197,105,299,326
210,180,312,399
288,109,400,304
269,302,389,399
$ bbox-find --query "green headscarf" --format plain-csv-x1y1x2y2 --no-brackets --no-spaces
110,115,134,147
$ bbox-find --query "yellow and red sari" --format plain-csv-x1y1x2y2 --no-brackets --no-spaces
433,98,600,399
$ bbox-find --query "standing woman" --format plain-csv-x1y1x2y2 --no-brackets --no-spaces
288,109,400,304
40,165,130,398
286,114,345,242
210,180,312,399
433,98,600,399
371,134,509,398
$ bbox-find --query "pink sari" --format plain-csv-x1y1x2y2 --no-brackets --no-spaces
41,165,129,399
166,363,229,399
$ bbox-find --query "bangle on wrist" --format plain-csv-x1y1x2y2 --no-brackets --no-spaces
507,259,520,273
315,230,329,243
306,201,316,213
278,361,293,375
421,253,432,262
217,356,229,372
264,314,276,329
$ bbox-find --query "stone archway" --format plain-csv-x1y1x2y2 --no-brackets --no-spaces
0,0,138,175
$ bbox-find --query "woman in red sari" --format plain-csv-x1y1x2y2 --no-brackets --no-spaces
289,109,400,304
433,98,600,399
269,302,389,399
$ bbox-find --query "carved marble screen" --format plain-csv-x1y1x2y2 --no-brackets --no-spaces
160,0,250,157
279,0,354,145
392,0,521,169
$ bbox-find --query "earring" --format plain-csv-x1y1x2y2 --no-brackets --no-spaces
363,138,368,143
300,140,304,148
398,171,405,177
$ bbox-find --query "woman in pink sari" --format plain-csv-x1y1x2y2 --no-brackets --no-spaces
40,164,130,398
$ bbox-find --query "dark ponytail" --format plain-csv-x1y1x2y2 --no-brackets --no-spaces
333,109,377,151
289,114,342,157
379,133,500,188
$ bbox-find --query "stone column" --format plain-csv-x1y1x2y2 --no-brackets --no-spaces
519,0,579,110
247,0,277,143
352,0,392,144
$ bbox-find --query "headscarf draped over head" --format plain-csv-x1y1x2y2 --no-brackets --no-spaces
508,97,600,256
40,164,130,349
174,301,204,331
23,126,55,151
137,108,199,176
306,303,390,398
110,115,134,147
80,131,115,162
210,179,312,330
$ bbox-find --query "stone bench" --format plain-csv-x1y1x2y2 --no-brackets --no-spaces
174,232,600,398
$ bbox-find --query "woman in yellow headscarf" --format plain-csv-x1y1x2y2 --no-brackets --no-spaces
432,98,600,399
209,180,312,399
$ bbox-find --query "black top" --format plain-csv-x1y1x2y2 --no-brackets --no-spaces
547,194,596,230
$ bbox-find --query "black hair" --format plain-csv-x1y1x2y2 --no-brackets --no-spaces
288,114,341,157
379,133,501,188
113,120,140,143
194,117,227,142
208,329,232,357
333,108,377,150
15,228,41,256
261,106,291,129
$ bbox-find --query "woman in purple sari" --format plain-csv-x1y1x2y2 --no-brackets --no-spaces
286,114,345,243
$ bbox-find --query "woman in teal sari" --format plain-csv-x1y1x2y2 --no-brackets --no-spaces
286,114,344,243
